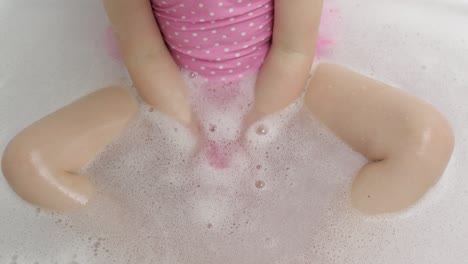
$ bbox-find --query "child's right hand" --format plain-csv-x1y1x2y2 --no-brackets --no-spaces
103,0,194,126
135,71,194,126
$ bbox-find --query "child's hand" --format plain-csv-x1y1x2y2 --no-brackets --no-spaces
241,0,323,132
136,72,193,126
104,0,194,126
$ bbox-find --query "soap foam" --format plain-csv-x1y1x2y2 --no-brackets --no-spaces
62,73,366,263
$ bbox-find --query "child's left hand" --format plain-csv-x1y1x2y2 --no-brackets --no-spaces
243,0,324,130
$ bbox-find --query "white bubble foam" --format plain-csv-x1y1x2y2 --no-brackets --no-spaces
63,72,365,263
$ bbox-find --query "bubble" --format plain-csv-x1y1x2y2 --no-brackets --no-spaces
209,124,217,132
255,180,266,189
190,72,197,78
207,223,213,229
256,124,269,135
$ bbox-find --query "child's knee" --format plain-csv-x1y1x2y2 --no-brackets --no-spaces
2,131,94,211
401,104,454,164
2,136,42,205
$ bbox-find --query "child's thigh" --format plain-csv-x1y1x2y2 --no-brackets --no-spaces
8,86,137,168
1,86,138,209
305,63,452,161
304,63,454,214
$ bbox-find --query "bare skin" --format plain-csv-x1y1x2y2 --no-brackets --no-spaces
305,64,454,214
103,0,323,125
103,0,193,125
252,0,323,119
1,87,137,210
0,0,454,215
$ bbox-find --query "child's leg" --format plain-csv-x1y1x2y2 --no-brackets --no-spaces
1,87,138,211
305,64,454,214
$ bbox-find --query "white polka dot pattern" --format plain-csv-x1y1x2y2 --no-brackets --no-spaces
151,0,273,80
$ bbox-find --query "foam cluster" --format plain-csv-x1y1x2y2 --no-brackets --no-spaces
65,72,365,263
